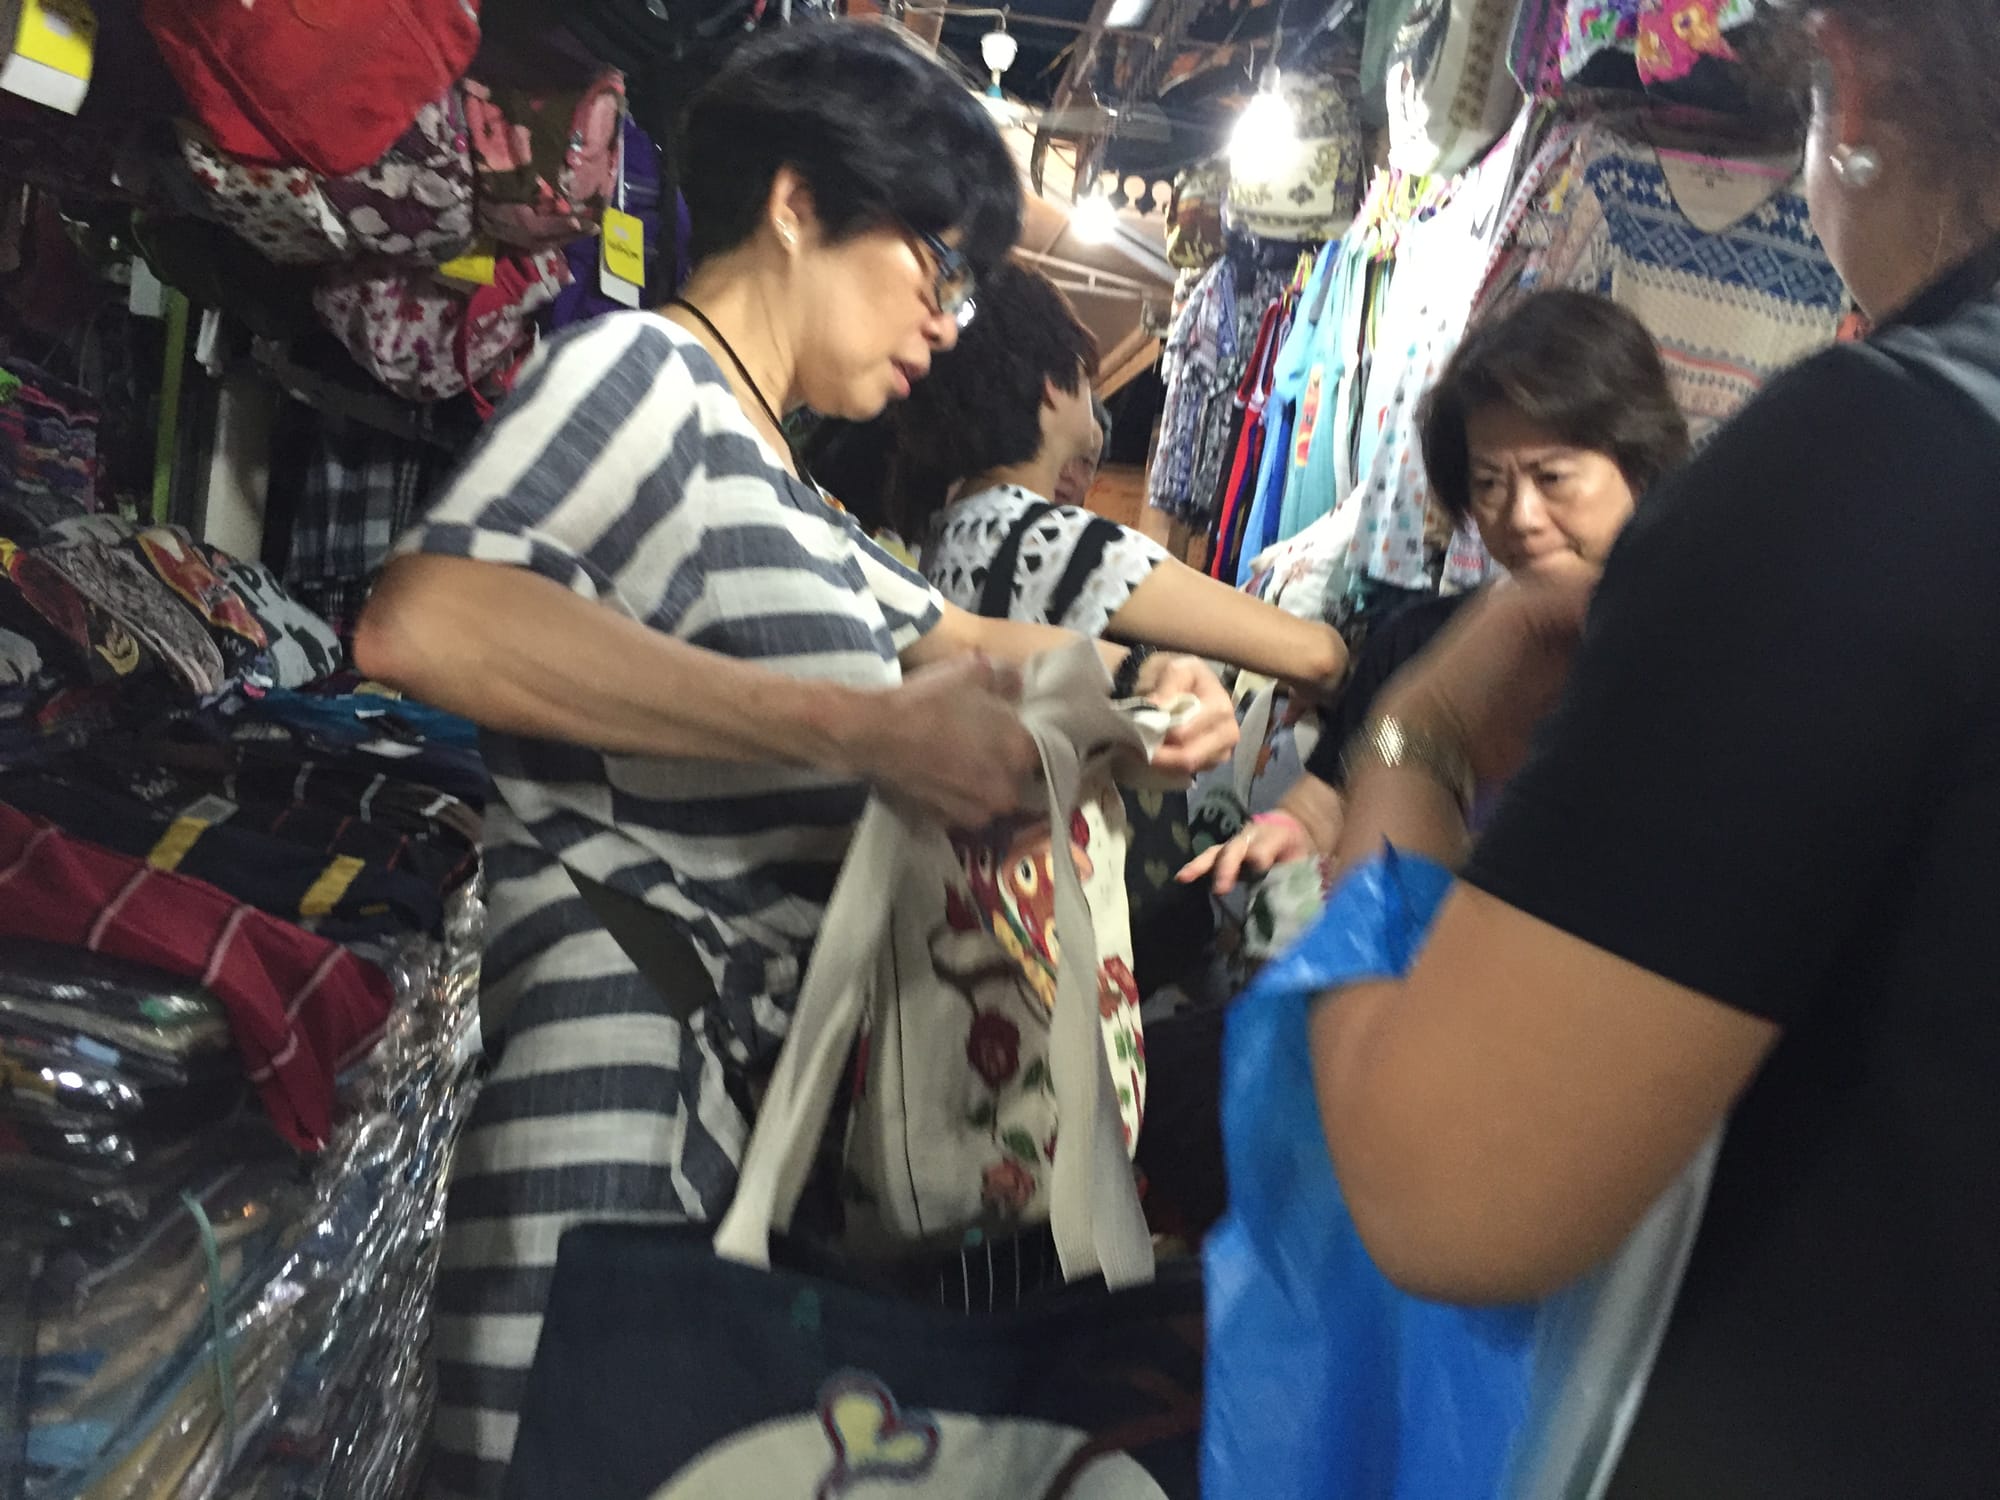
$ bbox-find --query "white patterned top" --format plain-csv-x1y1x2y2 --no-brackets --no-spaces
921,484,1167,637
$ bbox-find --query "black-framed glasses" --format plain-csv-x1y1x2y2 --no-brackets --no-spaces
912,229,977,320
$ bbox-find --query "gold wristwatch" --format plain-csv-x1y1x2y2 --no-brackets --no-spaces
1342,715,1475,817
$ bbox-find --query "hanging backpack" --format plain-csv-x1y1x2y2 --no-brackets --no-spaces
1383,0,1524,178
317,91,479,263
462,67,627,250
312,248,570,408
141,0,483,178
547,118,675,328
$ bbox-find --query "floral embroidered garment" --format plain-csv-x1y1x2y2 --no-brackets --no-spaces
1560,0,1760,85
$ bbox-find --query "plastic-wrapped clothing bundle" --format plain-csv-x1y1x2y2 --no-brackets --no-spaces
0,890,485,1500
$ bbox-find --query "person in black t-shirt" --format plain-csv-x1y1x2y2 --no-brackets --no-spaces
1179,290,1689,894
1308,4,2000,1494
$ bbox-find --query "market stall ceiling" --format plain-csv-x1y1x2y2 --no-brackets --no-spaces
993,105,1172,396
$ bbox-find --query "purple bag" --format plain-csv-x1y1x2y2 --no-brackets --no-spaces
545,118,687,329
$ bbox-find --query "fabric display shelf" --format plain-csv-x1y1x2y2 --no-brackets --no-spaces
1150,0,1826,646
0,361,490,1499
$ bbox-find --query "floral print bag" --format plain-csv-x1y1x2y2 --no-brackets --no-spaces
825,643,1180,1269
175,93,476,267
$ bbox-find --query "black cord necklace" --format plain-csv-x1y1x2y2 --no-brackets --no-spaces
667,297,789,440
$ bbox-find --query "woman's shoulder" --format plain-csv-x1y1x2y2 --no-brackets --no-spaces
948,486,1154,549
1636,334,1997,548
520,312,732,408
1729,331,2000,457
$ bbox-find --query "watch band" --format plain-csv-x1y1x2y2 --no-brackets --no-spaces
1110,643,1155,700
1342,715,1475,817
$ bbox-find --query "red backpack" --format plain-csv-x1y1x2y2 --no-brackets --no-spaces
142,0,483,177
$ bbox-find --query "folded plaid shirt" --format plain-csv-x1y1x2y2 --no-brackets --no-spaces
0,801,393,1151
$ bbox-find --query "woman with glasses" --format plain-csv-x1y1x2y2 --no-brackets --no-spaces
354,24,1236,1498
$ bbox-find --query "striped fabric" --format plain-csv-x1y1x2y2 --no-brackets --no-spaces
394,312,943,1499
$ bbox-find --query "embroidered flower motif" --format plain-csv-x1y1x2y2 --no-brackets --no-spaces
981,1159,1036,1214
1673,1,1721,48
966,1011,1021,1087
1098,956,1140,1019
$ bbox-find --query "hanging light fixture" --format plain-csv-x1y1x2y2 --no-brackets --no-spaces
1229,67,1299,175
1071,177,1119,244
979,15,1018,97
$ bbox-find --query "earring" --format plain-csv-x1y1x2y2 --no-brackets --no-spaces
1831,143,1882,189
775,220,798,248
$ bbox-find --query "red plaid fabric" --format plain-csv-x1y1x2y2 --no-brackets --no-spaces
0,801,393,1150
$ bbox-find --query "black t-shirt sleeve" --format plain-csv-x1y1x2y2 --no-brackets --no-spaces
1306,595,1466,786
1464,343,2000,1026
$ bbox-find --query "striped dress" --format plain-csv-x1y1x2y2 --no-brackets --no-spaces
392,313,943,1500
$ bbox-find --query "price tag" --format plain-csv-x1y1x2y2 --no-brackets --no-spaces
600,208,644,308
2,0,95,114
436,244,497,288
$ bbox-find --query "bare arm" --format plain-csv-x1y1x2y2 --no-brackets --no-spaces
1312,757,1774,1304
355,554,1039,828
1311,578,1773,1301
901,599,1123,676
1106,558,1349,695
358,554,861,765
1279,771,1344,854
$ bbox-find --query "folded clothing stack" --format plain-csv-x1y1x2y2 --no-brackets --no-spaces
1,891,485,1500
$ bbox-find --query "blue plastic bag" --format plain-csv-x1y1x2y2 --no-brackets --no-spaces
1203,849,1717,1500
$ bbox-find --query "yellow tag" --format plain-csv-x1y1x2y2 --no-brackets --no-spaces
436,246,497,288
300,856,367,919
147,815,211,874
4,0,95,112
16,0,92,76
600,208,644,307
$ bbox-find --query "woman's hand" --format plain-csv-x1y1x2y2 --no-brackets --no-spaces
840,654,1041,829
1178,810,1317,894
1375,561,1599,786
1136,653,1240,778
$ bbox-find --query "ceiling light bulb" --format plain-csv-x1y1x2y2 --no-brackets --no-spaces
1229,78,1300,175
1071,192,1118,244
980,27,1018,94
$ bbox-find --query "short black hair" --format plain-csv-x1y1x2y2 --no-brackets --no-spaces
1419,290,1691,524
889,262,1098,521
681,23,1021,275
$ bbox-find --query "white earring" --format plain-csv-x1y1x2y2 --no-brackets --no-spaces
776,221,798,248
1831,143,1882,189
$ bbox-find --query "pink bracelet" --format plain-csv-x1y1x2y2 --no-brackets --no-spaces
1250,811,1304,837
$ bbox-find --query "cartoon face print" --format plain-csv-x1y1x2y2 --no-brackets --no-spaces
954,812,1095,1012
649,1371,1171,1500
